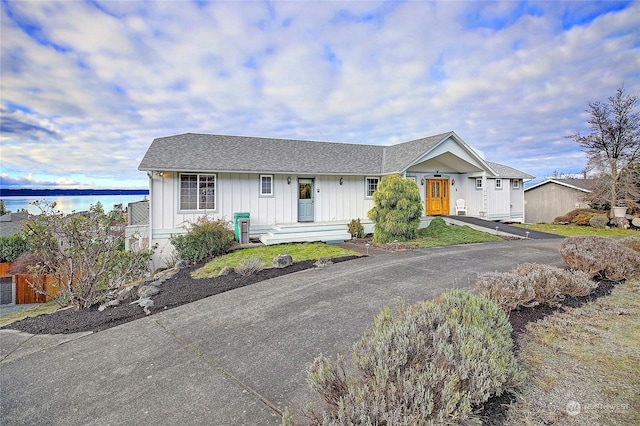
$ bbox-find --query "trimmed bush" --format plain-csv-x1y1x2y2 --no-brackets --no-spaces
513,263,597,305
560,236,640,282
235,256,265,276
475,271,535,312
304,290,523,425
476,263,598,311
170,217,234,263
589,214,609,228
0,234,29,263
367,174,422,243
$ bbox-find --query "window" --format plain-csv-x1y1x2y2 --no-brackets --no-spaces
180,174,216,210
475,178,483,189
260,175,273,196
512,179,520,189
366,177,380,197
495,179,502,189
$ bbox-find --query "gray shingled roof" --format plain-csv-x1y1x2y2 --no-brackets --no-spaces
139,133,384,175
525,178,598,192
382,133,450,173
486,161,535,180
139,132,533,179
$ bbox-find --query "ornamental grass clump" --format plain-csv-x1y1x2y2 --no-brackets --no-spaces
302,290,523,425
234,256,265,276
619,234,640,252
560,236,640,282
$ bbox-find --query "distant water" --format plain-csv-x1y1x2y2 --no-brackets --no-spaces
1,194,148,215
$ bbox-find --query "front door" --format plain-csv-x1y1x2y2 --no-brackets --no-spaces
426,179,450,215
298,178,314,222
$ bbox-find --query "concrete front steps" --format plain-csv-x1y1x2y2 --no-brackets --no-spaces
259,221,368,245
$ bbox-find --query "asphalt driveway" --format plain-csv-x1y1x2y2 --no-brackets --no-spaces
0,239,565,426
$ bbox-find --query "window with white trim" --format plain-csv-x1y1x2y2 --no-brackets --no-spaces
512,179,520,189
495,179,502,189
260,175,273,196
366,177,380,197
475,178,483,189
180,173,216,210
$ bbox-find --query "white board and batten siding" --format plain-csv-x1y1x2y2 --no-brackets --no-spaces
150,172,375,235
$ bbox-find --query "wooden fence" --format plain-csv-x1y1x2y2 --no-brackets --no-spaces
0,262,60,304
14,274,60,304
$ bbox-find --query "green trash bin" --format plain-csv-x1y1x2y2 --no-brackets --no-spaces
233,212,250,242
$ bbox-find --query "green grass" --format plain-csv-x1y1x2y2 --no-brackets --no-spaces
0,301,59,327
513,223,639,237
408,218,502,247
192,242,359,279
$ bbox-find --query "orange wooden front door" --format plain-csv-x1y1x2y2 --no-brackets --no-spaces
426,179,450,215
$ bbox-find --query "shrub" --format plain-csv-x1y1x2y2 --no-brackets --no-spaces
234,256,265,276
560,236,640,282
513,263,597,306
0,234,29,263
170,216,234,263
476,263,597,311
619,234,640,252
347,218,365,239
304,290,523,425
367,174,422,243
22,201,153,309
475,271,535,312
589,214,610,228
554,208,604,224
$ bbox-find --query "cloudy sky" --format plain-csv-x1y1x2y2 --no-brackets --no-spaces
1,0,639,189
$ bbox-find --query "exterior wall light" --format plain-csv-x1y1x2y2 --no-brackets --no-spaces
339,177,343,185
451,179,455,185
420,178,424,186
287,176,291,185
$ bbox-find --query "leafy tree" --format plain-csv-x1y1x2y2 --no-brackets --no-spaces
367,174,422,243
0,200,7,216
569,85,640,216
22,201,153,309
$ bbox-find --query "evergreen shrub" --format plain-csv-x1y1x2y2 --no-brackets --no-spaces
367,174,422,243
170,217,234,263
0,234,29,263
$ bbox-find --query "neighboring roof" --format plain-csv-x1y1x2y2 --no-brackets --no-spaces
139,132,533,179
486,161,535,180
524,178,598,192
0,212,29,238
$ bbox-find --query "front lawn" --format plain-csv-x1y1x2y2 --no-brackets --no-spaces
514,223,638,237
410,218,502,247
192,242,359,279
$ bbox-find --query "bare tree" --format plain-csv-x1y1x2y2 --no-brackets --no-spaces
568,85,640,216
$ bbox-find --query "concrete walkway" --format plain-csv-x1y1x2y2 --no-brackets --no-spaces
446,215,564,239
0,239,565,425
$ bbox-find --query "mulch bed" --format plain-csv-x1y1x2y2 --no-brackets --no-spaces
1,252,619,425
1,256,359,335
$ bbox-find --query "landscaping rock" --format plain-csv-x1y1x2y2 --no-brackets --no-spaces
138,285,161,298
632,218,640,228
273,254,293,268
116,286,134,301
314,257,333,268
176,260,189,269
218,266,234,276
148,280,163,288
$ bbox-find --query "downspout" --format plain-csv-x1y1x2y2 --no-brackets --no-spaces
146,172,153,245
